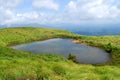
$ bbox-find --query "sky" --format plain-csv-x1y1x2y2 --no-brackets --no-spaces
0,0,120,26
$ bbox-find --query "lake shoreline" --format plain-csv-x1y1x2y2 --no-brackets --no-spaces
11,38,111,64
0,28,119,65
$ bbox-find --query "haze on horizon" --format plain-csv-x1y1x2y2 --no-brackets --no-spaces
0,0,120,27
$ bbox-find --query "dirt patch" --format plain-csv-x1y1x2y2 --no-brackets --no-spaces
72,40,80,43
72,39,88,46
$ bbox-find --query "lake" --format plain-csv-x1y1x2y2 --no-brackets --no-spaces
11,38,111,64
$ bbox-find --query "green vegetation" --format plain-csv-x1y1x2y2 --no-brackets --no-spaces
77,36,120,65
0,27,77,46
0,27,120,80
68,53,77,63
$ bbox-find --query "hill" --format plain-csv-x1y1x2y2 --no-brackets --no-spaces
0,27,120,80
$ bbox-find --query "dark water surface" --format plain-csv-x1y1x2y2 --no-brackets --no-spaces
11,38,111,64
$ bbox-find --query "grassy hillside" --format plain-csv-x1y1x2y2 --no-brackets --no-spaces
0,27,77,46
0,27,120,80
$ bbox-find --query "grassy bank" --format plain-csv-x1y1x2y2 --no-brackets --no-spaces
0,27,120,80
77,36,120,65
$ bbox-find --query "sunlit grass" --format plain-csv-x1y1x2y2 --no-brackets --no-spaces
0,27,120,80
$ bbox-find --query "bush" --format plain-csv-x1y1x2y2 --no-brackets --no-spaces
105,43,113,53
68,53,77,62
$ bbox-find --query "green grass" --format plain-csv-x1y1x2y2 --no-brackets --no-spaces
77,36,120,65
0,27,120,80
0,27,77,46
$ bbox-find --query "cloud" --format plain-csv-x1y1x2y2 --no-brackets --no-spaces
66,0,120,20
33,0,59,10
0,0,22,10
0,0,25,25
4,12,43,25
0,7,15,25
0,0,120,26
0,0,61,25
4,11,60,25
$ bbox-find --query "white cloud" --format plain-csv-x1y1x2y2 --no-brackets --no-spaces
0,7,15,25
17,12,39,20
4,11,59,25
0,0,24,25
4,12,42,25
0,0,120,26
33,0,59,10
66,0,120,20
0,0,22,10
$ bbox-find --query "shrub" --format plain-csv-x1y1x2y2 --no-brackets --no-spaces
105,43,113,53
68,53,77,62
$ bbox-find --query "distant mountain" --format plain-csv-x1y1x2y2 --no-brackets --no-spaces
0,23,120,36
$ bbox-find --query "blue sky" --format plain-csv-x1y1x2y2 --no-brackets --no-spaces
0,0,120,26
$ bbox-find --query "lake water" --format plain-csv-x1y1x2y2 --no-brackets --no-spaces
11,38,111,64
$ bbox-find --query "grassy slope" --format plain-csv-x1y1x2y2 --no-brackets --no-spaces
0,27,120,80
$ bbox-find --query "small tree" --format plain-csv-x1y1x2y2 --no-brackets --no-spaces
106,43,112,53
68,53,77,62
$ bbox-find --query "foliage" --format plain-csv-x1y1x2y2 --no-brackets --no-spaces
105,43,113,53
68,53,77,62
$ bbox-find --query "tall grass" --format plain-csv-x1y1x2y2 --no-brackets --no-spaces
0,27,120,80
